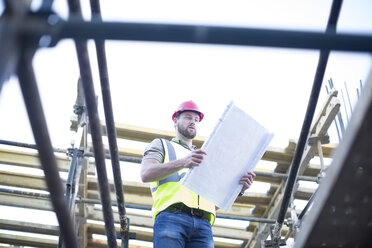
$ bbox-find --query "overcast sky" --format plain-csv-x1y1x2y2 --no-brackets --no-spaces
0,0,371,149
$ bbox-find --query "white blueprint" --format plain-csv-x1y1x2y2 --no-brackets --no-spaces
181,102,274,212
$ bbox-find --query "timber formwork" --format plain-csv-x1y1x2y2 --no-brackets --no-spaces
0,81,340,247
0,120,336,247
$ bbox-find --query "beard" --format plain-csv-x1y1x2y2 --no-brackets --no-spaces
177,123,197,139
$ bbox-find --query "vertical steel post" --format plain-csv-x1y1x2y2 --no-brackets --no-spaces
273,0,343,242
67,0,118,247
17,48,79,248
89,0,129,247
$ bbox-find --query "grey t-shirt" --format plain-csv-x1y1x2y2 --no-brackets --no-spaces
142,138,195,163
142,138,165,163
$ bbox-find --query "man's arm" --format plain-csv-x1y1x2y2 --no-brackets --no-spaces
141,149,207,183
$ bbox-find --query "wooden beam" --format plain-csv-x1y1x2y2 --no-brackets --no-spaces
0,193,52,211
87,206,252,242
0,170,47,190
0,176,260,220
0,219,59,236
0,148,69,171
73,120,303,164
87,239,152,248
87,238,243,248
87,178,272,207
0,233,57,248
115,143,295,165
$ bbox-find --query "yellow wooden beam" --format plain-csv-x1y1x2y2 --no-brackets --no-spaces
0,233,57,248
87,178,272,208
74,120,304,164
0,148,69,171
87,209,248,247
115,143,295,165
0,194,52,211
0,218,59,236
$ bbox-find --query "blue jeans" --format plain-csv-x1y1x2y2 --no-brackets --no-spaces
153,210,214,248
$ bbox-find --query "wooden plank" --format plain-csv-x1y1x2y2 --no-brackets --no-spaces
115,143,295,165
0,233,57,248
0,169,271,214
87,239,242,248
0,148,69,171
0,171,47,191
0,219,59,236
72,120,300,164
87,239,152,248
87,190,257,217
0,194,52,211
87,206,252,242
0,177,259,219
87,178,272,207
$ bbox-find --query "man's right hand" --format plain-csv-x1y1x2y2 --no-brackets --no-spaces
182,149,207,168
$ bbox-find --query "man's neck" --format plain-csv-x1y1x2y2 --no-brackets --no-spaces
176,134,193,148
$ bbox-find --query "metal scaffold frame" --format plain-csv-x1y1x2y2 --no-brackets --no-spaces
0,0,371,247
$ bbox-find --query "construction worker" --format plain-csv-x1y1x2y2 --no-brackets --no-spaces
141,100,256,248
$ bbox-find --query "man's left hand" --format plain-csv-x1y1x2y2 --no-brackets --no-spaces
239,171,256,195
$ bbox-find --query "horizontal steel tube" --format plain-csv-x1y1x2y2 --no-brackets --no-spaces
20,18,372,52
255,171,318,182
0,187,276,224
0,139,67,153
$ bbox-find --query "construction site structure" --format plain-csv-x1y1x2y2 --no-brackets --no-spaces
1,0,372,247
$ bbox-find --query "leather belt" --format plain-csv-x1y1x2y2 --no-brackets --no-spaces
165,203,210,221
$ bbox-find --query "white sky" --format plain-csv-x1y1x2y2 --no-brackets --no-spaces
0,0,371,149
0,0,372,245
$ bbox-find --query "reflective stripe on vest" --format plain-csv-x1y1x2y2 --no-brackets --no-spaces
150,138,216,225
151,139,186,193
151,172,186,193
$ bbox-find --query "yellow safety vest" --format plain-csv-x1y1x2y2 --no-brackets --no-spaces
150,138,216,225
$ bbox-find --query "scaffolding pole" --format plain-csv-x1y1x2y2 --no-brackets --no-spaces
17,19,372,53
67,0,117,247
89,0,130,246
16,47,79,248
270,0,343,246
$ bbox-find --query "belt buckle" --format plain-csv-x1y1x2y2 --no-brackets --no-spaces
190,208,203,218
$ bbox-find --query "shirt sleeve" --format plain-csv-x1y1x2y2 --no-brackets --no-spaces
143,138,165,163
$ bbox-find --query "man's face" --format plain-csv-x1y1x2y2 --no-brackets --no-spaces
175,111,200,139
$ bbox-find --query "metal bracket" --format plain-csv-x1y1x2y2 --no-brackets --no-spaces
264,224,286,247
67,147,84,158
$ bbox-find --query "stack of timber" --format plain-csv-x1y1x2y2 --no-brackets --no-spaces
0,122,335,248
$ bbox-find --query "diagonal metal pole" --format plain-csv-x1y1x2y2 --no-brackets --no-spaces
89,0,130,247
272,0,343,243
17,47,79,248
58,147,83,248
67,0,118,247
